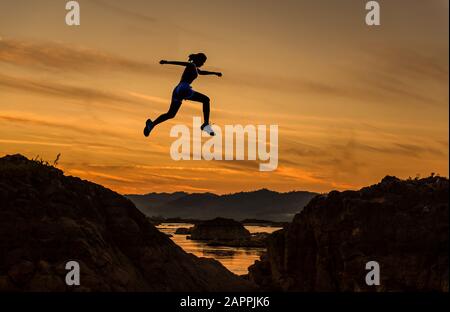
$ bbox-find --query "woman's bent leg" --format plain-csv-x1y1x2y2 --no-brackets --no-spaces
188,91,210,126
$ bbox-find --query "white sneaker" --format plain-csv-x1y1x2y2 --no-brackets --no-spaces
202,124,215,136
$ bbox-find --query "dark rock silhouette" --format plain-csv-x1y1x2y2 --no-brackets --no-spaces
126,189,317,222
241,219,287,227
189,218,270,248
0,154,256,292
190,218,251,241
249,175,449,291
174,227,191,235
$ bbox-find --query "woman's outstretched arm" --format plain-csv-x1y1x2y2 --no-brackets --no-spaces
197,69,223,77
160,60,191,66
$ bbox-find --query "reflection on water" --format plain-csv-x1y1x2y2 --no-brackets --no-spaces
156,223,282,275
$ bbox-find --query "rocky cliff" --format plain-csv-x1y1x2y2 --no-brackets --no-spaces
0,154,256,292
249,176,449,292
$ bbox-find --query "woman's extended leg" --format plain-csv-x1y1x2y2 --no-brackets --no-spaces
188,91,210,127
144,99,182,137
153,99,182,126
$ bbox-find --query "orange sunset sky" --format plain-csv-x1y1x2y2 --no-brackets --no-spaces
0,0,448,194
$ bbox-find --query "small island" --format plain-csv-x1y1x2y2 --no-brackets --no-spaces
175,217,270,248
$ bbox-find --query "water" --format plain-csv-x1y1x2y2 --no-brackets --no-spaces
156,223,282,275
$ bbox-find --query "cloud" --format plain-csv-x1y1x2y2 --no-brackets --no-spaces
0,38,346,103
0,73,173,117
73,163,209,183
0,113,171,159
0,73,136,106
90,0,157,24
3,37,445,110
0,38,160,74
127,91,170,105
278,136,447,189
346,45,449,105
226,71,352,98
341,141,446,158
67,168,136,183
227,44,448,105
283,144,324,158
218,160,261,172
373,46,448,82
90,0,209,38
64,167,209,191
0,37,391,104
393,143,446,157
0,113,124,138
284,139,446,170
137,164,240,175
437,139,449,147
0,138,72,147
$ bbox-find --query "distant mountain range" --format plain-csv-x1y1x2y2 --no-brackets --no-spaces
125,189,318,222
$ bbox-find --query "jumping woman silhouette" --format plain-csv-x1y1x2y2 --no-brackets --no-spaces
144,53,222,137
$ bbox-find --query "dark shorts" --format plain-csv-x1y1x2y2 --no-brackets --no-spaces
172,82,194,102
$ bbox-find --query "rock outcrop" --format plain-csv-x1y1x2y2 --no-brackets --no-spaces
174,227,192,235
189,218,270,248
190,218,251,241
249,176,449,292
0,154,256,292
